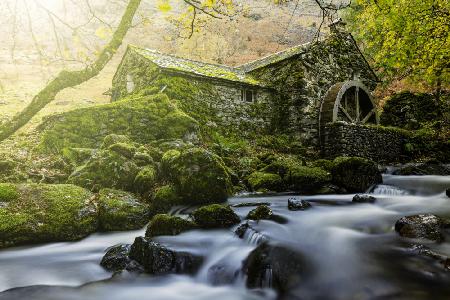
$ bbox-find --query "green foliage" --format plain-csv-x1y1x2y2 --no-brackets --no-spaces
191,204,240,229
145,214,197,237
0,183,19,202
0,184,98,248
344,0,449,88
97,188,149,231
247,171,284,192
380,92,443,129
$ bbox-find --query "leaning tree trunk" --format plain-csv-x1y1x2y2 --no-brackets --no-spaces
0,0,142,142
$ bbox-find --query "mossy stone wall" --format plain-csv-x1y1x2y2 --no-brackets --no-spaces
322,123,406,162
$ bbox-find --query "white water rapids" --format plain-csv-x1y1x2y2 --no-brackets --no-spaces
0,174,449,300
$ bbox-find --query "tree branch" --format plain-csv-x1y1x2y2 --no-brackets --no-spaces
0,0,143,142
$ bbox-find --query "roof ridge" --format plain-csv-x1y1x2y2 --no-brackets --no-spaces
132,46,242,73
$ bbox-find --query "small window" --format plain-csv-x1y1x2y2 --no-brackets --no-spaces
241,89,256,103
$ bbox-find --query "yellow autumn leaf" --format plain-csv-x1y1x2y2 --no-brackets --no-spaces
157,0,172,13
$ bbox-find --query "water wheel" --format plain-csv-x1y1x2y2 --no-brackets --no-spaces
320,81,379,126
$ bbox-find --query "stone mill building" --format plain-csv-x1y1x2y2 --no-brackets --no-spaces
112,22,397,160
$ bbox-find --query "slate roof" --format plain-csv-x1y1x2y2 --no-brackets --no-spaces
236,42,312,72
130,45,263,87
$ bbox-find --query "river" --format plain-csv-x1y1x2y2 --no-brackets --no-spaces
0,174,449,299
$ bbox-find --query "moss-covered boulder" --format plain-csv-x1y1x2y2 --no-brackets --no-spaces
108,143,136,159
161,147,232,205
0,184,98,248
192,204,240,229
39,93,198,153
145,214,197,237
247,172,284,192
246,205,273,221
330,157,382,193
150,185,181,215
134,166,157,195
68,150,140,192
97,188,149,231
287,166,331,192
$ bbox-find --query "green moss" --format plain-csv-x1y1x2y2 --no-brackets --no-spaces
145,214,197,237
97,188,149,231
101,134,132,149
108,143,136,159
134,166,157,195
68,150,140,192
161,147,232,205
247,171,284,192
287,166,331,192
150,184,181,215
0,184,98,248
0,183,19,202
61,148,95,167
331,157,382,192
246,205,273,221
39,93,198,153
310,159,335,172
191,204,240,229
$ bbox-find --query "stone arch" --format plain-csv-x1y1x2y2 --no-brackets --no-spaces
320,80,379,127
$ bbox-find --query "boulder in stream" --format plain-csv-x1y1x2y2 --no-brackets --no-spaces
100,244,144,273
331,157,382,193
288,197,312,211
243,242,307,295
0,183,98,249
395,214,444,242
246,205,273,221
191,204,240,229
98,188,149,231
352,194,376,204
145,214,197,237
129,236,203,275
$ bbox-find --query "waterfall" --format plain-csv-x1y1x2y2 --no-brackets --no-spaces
370,184,409,196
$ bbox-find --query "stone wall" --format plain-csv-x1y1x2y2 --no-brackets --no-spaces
322,123,406,162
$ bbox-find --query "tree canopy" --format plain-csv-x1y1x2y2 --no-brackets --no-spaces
344,0,449,91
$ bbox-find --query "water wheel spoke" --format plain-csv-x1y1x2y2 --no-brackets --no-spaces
355,87,360,122
338,104,354,123
361,108,376,124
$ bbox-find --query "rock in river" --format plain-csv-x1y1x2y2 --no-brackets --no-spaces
129,237,203,275
395,214,444,242
288,197,312,211
352,194,376,204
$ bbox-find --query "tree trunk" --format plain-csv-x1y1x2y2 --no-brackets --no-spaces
0,0,142,142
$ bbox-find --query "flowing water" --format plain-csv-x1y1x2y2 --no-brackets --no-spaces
0,174,449,300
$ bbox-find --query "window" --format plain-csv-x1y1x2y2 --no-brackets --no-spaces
241,89,256,103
